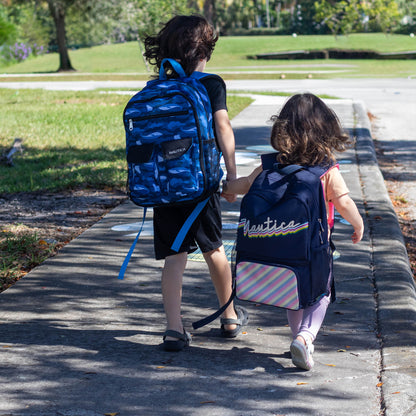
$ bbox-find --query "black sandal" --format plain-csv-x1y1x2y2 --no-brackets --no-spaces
162,330,192,352
220,305,249,338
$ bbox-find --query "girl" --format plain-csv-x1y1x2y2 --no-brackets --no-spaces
143,15,248,351
223,93,364,370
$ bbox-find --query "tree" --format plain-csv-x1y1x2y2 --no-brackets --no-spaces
314,0,362,37
134,0,194,39
203,0,216,25
5,0,130,71
362,0,401,34
46,0,74,71
0,5,17,46
5,0,78,71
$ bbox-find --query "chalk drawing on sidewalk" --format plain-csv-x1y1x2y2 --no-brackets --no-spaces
112,221,153,236
246,145,274,153
188,239,235,262
222,151,258,166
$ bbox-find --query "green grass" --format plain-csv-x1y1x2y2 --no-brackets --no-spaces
0,89,253,193
1,33,415,78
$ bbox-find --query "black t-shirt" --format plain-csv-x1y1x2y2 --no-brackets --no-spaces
200,76,227,113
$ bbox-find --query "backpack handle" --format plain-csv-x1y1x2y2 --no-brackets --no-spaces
275,164,303,175
260,153,303,175
160,58,186,79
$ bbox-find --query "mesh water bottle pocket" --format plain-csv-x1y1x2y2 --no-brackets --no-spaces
236,261,300,310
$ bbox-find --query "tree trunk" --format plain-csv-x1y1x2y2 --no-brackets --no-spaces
47,0,75,72
203,0,216,26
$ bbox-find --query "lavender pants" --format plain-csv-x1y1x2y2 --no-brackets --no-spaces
286,294,331,342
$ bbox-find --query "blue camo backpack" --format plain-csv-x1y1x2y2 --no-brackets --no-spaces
118,59,222,280
124,58,222,207
192,153,334,329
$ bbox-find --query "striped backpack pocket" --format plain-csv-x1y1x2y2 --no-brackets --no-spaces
236,261,300,310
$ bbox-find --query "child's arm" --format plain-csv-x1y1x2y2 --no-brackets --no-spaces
214,109,236,181
332,194,364,244
214,109,237,203
222,165,262,195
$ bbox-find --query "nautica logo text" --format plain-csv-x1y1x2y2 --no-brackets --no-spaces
238,217,308,238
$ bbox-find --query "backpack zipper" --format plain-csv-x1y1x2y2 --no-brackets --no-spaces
128,109,189,131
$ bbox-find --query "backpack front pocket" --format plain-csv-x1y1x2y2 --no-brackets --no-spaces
236,261,300,310
157,137,201,202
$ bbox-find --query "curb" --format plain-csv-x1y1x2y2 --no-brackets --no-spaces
353,101,416,416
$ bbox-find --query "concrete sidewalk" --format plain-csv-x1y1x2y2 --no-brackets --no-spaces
0,96,415,416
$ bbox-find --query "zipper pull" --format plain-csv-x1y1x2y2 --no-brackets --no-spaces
128,119,133,131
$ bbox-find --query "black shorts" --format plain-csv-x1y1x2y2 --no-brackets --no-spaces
153,193,222,260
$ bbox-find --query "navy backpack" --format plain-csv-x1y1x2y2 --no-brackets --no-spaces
193,153,334,329
119,59,223,279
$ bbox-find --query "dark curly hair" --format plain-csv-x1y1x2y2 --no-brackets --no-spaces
143,15,218,77
270,93,352,166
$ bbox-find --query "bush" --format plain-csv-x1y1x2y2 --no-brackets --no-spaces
6,42,45,63
225,27,287,36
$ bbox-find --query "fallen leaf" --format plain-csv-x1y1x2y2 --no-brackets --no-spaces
156,366,165,369
377,382,383,387
200,401,215,404
104,413,119,416
325,364,336,367
297,382,308,385
242,331,247,335
337,349,346,352
257,327,263,331
392,392,401,395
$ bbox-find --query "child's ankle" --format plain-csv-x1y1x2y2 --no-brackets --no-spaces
296,333,313,345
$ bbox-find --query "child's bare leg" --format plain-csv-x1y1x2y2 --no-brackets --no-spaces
203,245,238,330
161,252,187,340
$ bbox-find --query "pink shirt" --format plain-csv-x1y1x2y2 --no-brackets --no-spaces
320,165,350,229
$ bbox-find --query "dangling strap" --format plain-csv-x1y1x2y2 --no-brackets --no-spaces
192,239,237,329
192,287,235,330
118,207,147,280
171,197,210,252
171,167,223,252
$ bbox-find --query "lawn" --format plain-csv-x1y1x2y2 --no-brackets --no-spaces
1,33,415,79
0,89,253,193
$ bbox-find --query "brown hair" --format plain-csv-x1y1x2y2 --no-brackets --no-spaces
143,15,218,77
270,93,352,166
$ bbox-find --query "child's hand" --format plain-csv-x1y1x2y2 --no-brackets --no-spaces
351,227,363,244
221,191,237,203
